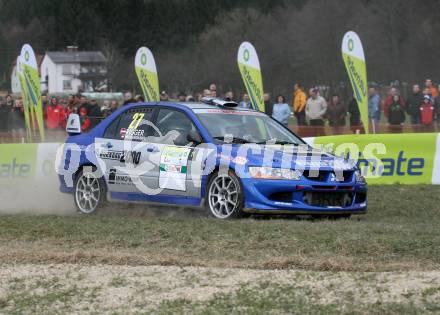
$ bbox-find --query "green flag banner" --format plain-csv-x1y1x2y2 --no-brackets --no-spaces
237,42,265,112
16,56,32,141
342,31,369,134
20,44,45,141
307,133,440,185
135,47,160,102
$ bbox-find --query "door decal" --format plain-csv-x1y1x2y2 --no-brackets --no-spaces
159,146,192,191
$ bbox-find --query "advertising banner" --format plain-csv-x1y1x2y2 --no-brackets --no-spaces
308,133,439,185
16,56,32,141
342,31,369,134
237,42,265,112
135,47,160,102
20,44,45,141
0,143,38,182
2,133,440,186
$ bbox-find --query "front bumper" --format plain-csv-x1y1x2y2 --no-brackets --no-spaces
241,177,367,214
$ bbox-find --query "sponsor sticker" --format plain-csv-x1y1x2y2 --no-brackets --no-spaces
159,146,192,191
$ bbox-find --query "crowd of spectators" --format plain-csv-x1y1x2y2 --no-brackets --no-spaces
1,78,440,141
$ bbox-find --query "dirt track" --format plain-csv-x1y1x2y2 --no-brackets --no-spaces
1,264,440,314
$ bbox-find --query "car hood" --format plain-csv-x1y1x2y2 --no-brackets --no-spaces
224,144,355,171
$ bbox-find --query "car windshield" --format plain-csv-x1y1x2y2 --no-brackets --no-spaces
194,108,303,144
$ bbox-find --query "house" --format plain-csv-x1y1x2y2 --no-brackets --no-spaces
40,46,108,94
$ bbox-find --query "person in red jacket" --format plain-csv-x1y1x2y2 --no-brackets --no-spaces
45,96,66,130
79,106,91,132
420,95,435,132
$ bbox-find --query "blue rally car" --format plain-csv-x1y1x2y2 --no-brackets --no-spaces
59,98,367,219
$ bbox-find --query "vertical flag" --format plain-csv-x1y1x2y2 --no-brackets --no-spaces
20,44,45,141
237,42,265,112
16,56,32,141
342,31,369,133
135,47,160,102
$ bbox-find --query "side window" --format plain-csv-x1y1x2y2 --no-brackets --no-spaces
114,108,155,141
103,117,120,139
155,109,198,146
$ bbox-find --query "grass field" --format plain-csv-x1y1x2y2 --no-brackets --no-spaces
1,185,440,314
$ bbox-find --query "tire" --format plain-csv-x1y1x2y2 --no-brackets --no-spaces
74,166,106,214
205,170,246,219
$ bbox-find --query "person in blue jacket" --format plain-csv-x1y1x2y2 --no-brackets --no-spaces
272,95,292,127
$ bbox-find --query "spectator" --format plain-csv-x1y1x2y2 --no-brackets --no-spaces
62,98,74,129
67,94,74,106
101,100,112,118
202,89,211,98
186,95,195,102
209,83,217,96
263,93,273,116
74,94,82,110
65,97,76,118
425,79,438,98
177,92,187,102
195,93,203,102
5,94,14,107
420,94,435,132
41,94,48,111
135,94,144,102
101,100,119,118
238,93,251,109
224,91,234,102
387,94,406,133
79,107,91,132
326,94,346,135
68,94,81,113
368,87,381,133
305,88,327,126
406,84,423,130
123,91,135,105
434,85,440,126
8,98,25,136
160,90,169,101
271,95,291,127
0,95,11,132
45,96,66,130
88,98,102,128
348,97,363,133
292,83,307,126
78,95,90,114
109,100,119,114
383,87,404,118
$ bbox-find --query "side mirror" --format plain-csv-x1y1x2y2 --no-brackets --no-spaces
66,114,81,135
187,130,203,145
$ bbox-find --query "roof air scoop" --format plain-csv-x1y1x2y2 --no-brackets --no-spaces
201,97,238,108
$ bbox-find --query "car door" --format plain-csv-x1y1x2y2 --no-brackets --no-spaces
95,107,157,194
150,107,206,198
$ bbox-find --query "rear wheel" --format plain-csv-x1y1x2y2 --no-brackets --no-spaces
74,167,105,214
206,171,245,219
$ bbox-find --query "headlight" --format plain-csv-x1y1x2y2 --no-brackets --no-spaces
249,167,301,180
355,169,366,183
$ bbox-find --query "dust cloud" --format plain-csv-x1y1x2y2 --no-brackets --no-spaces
0,176,75,215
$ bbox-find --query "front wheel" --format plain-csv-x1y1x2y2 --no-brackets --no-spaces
74,167,105,214
206,170,246,219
